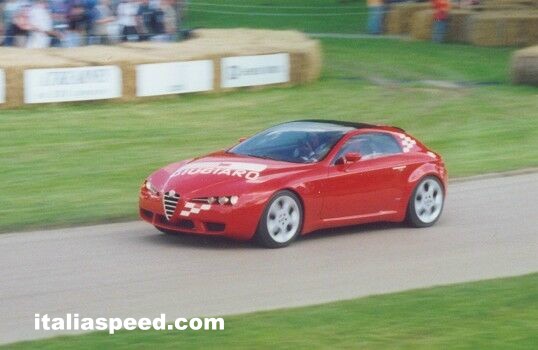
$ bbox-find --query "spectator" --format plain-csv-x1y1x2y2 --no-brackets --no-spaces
151,3,166,38
1,0,180,46
431,0,450,43
367,0,385,35
65,0,88,46
117,0,138,41
94,0,116,44
3,0,23,32
2,0,30,46
136,0,153,40
26,0,53,48
84,0,99,44
159,0,176,41
48,0,69,47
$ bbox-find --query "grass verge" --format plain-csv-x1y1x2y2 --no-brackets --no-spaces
6,273,538,349
184,0,369,34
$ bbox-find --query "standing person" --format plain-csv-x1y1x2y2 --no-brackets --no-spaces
117,0,138,41
431,0,450,43
160,0,176,41
2,0,31,46
3,0,24,35
136,0,153,40
26,0,53,48
367,0,385,35
94,0,115,44
65,0,87,47
48,0,68,47
84,0,99,44
2,0,30,46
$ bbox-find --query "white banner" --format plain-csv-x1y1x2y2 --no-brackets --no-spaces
136,60,213,97
221,53,290,88
24,66,122,104
0,69,5,104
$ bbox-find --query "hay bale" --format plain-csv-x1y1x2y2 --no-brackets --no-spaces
502,11,538,46
467,13,501,46
0,29,321,107
289,40,322,85
385,2,431,34
447,10,474,43
411,9,474,43
482,0,537,7
0,48,79,108
468,11,538,47
511,45,538,85
410,10,434,41
122,29,320,89
122,29,310,59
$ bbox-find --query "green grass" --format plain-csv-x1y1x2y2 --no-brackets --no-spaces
6,273,538,349
1,38,537,232
322,39,514,83
184,0,369,34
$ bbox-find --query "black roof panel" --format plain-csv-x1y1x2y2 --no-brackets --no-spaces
291,119,377,130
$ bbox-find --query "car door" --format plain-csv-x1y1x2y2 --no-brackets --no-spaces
320,132,407,221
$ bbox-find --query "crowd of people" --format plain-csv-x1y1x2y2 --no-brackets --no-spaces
0,0,183,48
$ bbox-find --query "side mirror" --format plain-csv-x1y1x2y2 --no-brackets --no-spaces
238,137,247,143
344,152,361,163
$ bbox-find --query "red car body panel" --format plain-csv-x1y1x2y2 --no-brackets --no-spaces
139,124,447,241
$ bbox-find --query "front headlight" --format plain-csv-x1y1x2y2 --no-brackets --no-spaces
143,180,158,195
192,196,239,205
229,196,239,205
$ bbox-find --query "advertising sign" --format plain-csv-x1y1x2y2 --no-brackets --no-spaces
24,66,122,104
221,53,290,88
136,60,214,97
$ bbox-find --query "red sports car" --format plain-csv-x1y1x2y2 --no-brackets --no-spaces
140,120,447,248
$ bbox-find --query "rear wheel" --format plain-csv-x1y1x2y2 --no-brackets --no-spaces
256,190,303,248
406,176,444,227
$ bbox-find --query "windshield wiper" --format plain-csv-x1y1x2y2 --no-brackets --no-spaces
244,153,276,161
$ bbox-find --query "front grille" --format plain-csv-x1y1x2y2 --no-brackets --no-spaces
163,190,180,220
178,220,195,230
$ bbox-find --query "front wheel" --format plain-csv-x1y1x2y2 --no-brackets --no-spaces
406,176,445,227
255,190,303,248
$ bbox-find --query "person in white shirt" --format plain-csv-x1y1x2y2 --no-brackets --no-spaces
94,0,116,44
27,0,53,48
116,0,138,41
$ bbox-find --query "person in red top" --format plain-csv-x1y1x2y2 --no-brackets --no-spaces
431,0,450,43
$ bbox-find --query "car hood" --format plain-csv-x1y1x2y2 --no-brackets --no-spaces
160,151,312,197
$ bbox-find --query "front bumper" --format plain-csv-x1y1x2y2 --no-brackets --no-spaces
139,191,264,241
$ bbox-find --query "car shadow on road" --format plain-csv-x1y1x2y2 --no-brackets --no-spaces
141,222,404,250
302,222,403,242
141,230,256,250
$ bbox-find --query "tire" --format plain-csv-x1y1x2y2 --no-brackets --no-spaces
406,176,445,228
255,190,303,248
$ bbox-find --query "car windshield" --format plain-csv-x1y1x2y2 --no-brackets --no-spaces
228,122,352,163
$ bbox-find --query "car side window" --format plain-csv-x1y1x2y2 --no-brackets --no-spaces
333,132,402,163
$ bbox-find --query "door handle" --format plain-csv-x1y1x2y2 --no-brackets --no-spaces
392,165,406,172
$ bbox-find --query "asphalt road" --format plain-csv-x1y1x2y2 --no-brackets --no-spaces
1,173,537,344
